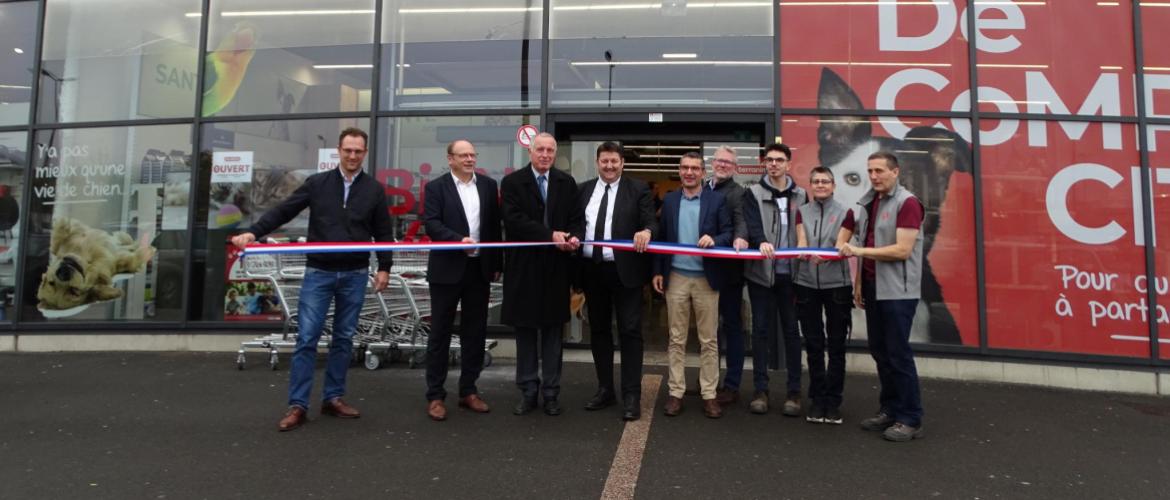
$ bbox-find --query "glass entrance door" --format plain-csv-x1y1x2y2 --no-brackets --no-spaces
552,118,768,352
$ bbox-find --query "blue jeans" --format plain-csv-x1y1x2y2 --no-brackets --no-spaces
747,278,801,395
287,267,368,410
717,282,745,390
862,280,923,427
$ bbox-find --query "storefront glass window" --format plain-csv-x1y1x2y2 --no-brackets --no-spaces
0,131,26,321
381,0,542,110
1147,125,1170,360
1142,3,1170,123
779,0,970,112
549,1,772,107
204,0,375,117
39,0,200,123
781,115,979,347
0,1,37,126
982,120,1147,357
975,1,1136,117
192,118,369,322
22,125,191,322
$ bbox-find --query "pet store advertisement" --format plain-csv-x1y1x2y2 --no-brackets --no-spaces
779,1,1167,356
223,243,282,321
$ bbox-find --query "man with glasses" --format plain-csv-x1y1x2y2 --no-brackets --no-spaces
795,166,855,425
706,146,751,410
421,139,503,421
742,143,807,415
231,127,394,432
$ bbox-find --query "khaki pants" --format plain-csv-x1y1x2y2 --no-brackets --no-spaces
665,272,720,399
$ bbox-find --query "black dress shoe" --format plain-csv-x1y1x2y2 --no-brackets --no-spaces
513,397,538,416
622,394,641,421
584,389,617,411
543,399,563,416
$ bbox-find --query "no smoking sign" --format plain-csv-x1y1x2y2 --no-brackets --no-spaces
516,124,539,149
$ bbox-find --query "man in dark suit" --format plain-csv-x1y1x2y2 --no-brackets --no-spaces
500,132,582,416
651,152,733,419
569,141,657,421
422,139,503,422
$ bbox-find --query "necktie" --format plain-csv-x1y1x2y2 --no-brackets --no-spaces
592,183,610,262
537,174,547,202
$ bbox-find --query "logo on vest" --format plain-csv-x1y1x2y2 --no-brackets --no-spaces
829,215,838,225
881,211,891,222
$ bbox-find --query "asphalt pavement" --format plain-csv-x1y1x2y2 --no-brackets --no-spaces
1,352,1167,499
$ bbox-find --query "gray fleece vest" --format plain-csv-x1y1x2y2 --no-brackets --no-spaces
854,184,923,300
794,197,852,290
743,181,806,288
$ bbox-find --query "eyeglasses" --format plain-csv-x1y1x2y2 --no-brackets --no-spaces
449,153,478,159
712,158,736,166
810,179,834,185
762,157,789,164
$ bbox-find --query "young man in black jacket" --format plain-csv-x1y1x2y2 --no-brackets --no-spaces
231,127,395,432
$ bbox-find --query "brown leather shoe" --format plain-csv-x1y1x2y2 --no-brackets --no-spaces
715,387,739,406
427,400,447,421
458,394,491,413
278,406,307,432
321,397,361,418
702,399,723,419
663,396,683,417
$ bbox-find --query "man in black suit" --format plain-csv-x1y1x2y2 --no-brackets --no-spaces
422,139,503,422
500,132,582,416
570,141,656,421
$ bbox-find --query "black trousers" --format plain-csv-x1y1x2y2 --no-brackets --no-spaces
515,323,564,401
425,258,489,401
581,260,645,398
796,284,852,410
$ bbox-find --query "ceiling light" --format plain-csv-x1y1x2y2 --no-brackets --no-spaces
396,87,451,96
662,53,697,59
186,10,375,17
13,48,23,54
312,64,374,69
0,84,32,90
571,60,769,66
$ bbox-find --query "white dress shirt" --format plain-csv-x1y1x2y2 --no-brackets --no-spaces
584,177,620,261
452,172,481,256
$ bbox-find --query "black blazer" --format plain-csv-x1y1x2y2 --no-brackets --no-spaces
499,165,582,327
653,188,733,290
249,169,394,272
423,172,503,284
570,176,657,288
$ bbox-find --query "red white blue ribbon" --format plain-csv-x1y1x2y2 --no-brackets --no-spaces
241,240,842,260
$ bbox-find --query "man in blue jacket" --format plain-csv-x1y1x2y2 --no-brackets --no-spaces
651,152,733,419
232,127,394,432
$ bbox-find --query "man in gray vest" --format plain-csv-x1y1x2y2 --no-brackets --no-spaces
839,151,926,442
742,143,806,415
795,166,855,425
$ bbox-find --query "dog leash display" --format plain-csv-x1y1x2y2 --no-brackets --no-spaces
241,240,843,261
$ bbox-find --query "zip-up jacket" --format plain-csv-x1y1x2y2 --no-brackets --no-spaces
248,169,395,273
706,176,748,287
743,174,806,287
794,195,851,290
854,183,923,300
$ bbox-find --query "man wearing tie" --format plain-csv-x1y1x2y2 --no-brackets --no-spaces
500,132,582,416
422,139,503,421
570,142,656,421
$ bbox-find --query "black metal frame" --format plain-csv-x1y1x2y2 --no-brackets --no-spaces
0,0,1162,367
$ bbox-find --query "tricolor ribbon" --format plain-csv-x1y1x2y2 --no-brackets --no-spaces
241,240,843,261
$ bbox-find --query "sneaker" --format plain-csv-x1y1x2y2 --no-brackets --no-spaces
859,411,895,431
749,391,769,414
781,393,801,417
822,407,843,425
805,404,825,423
882,422,924,442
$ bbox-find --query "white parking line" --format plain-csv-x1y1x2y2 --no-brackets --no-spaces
601,374,663,500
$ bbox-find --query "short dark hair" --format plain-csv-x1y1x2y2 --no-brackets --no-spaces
762,143,792,160
809,166,833,183
338,127,368,149
681,151,704,164
868,151,899,169
596,141,624,160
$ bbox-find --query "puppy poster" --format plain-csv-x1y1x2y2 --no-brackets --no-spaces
778,1,1166,357
36,217,155,316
